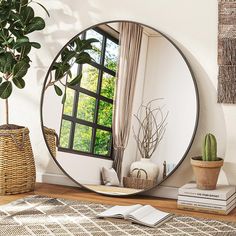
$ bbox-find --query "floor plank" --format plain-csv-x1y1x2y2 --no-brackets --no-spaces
0,183,235,222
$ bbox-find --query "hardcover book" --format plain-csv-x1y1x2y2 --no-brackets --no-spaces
179,183,236,200
178,193,236,206
177,203,235,215
178,196,236,211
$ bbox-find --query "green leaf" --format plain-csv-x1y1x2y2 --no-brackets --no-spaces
13,77,25,89
10,11,24,27
21,6,34,24
74,37,82,51
0,77,2,84
0,29,8,43
67,73,82,86
30,42,41,49
81,38,99,50
0,20,7,28
0,54,6,69
2,37,14,46
51,62,60,71
55,65,64,80
61,91,66,104
21,56,31,64
67,69,72,78
21,45,31,57
61,48,76,63
13,60,30,78
55,63,70,80
0,81,12,99
4,52,15,73
25,16,45,34
0,4,11,21
0,48,5,54
54,84,63,96
14,0,29,12
76,38,99,51
82,38,99,44
76,52,92,64
9,27,23,38
0,52,16,73
13,36,29,49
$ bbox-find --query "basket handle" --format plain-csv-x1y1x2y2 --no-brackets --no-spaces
0,130,26,151
130,168,148,179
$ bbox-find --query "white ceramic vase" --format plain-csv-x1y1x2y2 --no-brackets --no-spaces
130,158,159,180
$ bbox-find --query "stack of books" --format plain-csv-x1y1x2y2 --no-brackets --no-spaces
177,183,236,215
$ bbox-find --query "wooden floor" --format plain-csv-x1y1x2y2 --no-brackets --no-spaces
1,183,236,222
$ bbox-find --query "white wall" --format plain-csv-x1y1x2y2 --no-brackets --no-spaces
0,0,232,194
141,35,197,183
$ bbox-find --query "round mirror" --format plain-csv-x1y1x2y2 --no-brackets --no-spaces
41,21,199,196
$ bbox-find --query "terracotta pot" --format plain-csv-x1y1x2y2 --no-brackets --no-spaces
191,157,224,190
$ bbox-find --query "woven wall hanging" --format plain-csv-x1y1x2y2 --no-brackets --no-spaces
218,0,236,103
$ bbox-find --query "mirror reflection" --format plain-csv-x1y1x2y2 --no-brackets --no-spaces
42,21,198,196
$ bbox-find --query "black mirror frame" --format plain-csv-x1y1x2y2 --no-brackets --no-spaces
40,20,200,197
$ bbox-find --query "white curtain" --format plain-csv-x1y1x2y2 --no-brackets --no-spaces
112,22,143,180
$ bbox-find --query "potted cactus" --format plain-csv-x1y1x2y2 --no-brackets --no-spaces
191,133,224,190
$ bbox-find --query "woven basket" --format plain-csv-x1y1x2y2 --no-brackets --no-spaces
0,125,36,195
43,126,59,157
123,168,156,189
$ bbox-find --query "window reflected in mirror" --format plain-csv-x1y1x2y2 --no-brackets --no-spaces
58,26,119,158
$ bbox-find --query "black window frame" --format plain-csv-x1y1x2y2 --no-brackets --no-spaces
58,27,119,160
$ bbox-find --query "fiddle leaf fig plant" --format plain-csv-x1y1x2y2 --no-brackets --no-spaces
0,0,49,124
45,36,99,103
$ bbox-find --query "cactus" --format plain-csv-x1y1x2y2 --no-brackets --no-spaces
202,133,217,161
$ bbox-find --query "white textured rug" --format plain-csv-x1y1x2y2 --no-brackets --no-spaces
0,195,235,236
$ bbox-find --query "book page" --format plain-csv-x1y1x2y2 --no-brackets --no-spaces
97,204,142,218
128,205,171,226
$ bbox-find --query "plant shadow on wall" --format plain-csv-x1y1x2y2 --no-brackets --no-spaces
34,1,102,176
35,0,102,86
0,0,49,195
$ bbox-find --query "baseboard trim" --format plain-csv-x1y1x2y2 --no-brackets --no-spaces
145,185,178,199
36,172,178,199
36,172,78,187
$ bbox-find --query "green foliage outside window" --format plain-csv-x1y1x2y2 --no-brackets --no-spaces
59,28,119,157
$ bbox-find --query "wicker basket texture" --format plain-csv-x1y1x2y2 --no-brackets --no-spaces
43,126,58,157
123,168,156,189
0,126,35,195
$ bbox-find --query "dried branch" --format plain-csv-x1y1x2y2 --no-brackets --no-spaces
133,99,168,159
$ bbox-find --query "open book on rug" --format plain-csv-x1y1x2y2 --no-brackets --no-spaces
97,204,173,227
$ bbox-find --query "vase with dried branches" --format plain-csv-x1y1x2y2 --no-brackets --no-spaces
130,99,168,181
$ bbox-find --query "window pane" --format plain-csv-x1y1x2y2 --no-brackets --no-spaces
86,29,102,64
63,88,75,116
94,129,112,156
101,73,116,99
80,64,98,93
77,93,96,122
59,120,71,148
73,124,92,152
98,100,113,127
104,38,119,71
